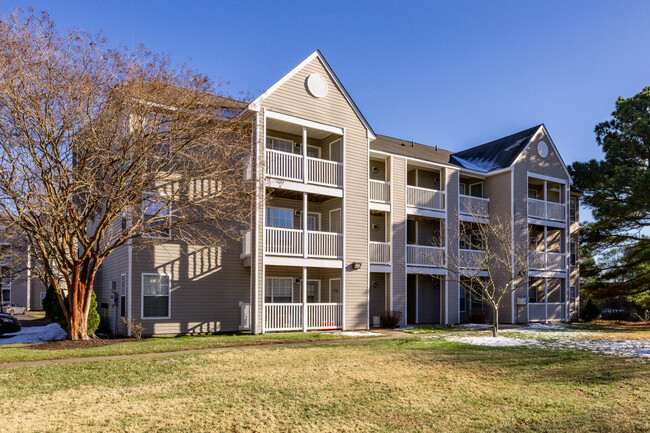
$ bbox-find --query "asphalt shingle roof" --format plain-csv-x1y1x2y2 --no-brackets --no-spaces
371,125,542,173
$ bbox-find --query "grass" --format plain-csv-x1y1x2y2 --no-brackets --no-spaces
0,332,366,363
0,336,648,432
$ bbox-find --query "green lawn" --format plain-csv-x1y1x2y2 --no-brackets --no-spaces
0,335,648,432
0,332,364,363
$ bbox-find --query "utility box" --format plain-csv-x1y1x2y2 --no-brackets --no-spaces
516,297,528,306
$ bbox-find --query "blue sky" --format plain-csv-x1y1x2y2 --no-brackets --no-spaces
6,1,650,169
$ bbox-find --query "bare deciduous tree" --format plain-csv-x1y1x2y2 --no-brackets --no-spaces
0,10,255,339
428,209,528,336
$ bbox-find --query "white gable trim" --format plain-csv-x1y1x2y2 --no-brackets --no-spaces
512,125,573,184
248,50,376,139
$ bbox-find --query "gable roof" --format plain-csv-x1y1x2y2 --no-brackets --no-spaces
248,50,375,139
449,125,542,172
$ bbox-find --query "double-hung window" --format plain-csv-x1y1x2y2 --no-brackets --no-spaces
120,274,127,318
143,195,171,238
266,137,294,154
265,278,293,303
570,242,577,266
570,198,577,222
142,274,170,318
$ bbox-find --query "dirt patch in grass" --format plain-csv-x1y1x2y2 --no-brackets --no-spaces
29,337,137,350
589,320,650,329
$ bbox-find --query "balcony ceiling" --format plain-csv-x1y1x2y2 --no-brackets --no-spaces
267,118,337,140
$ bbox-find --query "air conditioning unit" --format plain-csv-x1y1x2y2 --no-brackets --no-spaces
516,297,527,306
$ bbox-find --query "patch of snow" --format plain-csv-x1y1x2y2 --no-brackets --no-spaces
519,323,567,331
453,156,500,172
504,137,528,151
322,331,382,337
449,336,540,347
0,323,66,345
459,323,492,330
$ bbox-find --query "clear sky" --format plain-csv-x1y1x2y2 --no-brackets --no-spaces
5,1,650,167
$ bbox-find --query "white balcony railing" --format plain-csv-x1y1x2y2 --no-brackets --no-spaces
528,198,566,222
529,251,566,271
369,180,390,203
407,186,445,211
307,231,343,258
307,157,343,187
407,245,445,267
264,149,342,188
265,149,303,182
265,303,302,331
459,249,486,269
459,194,489,217
307,303,343,330
265,227,303,256
265,227,342,258
369,241,391,265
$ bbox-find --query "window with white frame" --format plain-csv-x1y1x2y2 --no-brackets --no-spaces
528,189,538,199
266,137,294,153
570,197,577,222
570,242,577,266
0,265,10,303
120,274,127,318
469,182,483,198
142,274,170,318
142,195,171,238
459,284,467,312
265,208,294,229
570,286,577,300
265,278,293,303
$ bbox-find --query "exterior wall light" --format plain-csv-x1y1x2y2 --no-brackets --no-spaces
352,262,362,270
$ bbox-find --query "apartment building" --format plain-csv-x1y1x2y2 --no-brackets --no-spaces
96,51,579,335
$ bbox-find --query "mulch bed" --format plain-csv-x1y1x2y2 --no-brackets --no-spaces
29,337,138,350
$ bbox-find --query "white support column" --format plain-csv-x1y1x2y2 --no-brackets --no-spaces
303,192,308,258
543,180,548,219
302,127,308,184
302,266,307,332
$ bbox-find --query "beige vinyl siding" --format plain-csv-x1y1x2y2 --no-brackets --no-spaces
391,156,407,325
96,241,129,335
483,171,515,322
130,236,250,336
259,56,370,330
446,168,459,323
513,129,572,322
417,275,441,323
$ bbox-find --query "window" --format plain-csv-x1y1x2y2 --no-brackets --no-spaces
528,278,545,303
266,137,293,153
570,242,577,266
142,195,171,238
570,286,577,300
459,183,466,195
120,274,127,318
265,278,293,303
298,212,320,231
142,274,170,318
306,280,320,303
469,182,483,198
570,198,577,222
459,285,467,312
265,208,293,228
40,292,46,306
296,144,321,158
528,189,538,199
1,265,10,303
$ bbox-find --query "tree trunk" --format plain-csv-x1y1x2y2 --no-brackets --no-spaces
65,277,90,340
492,304,499,337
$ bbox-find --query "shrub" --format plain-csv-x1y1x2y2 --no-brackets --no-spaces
42,285,100,337
469,308,489,324
379,310,403,328
581,298,601,322
122,318,145,339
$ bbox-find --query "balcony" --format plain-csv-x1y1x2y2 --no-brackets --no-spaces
265,149,342,188
407,245,445,267
407,186,445,211
528,198,565,222
264,303,343,332
459,249,486,269
459,195,489,217
369,180,390,203
369,241,391,265
264,227,342,259
529,251,566,272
